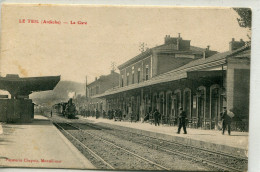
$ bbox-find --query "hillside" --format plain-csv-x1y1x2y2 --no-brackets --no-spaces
30,80,85,106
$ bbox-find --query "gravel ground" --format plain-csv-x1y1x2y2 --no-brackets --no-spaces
78,124,208,171
51,114,247,171
52,115,210,171
58,124,164,170
76,122,247,171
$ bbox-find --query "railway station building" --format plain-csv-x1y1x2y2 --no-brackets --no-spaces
93,35,250,131
85,70,120,114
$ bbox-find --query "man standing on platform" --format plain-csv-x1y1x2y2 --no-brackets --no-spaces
153,109,160,126
221,107,233,135
177,107,187,134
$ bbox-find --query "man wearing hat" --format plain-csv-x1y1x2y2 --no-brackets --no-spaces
153,109,161,126
220,106,232,135
177,107,187,134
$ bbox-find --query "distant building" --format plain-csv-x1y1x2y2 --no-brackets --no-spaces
94,35,250,131
85,70,119,113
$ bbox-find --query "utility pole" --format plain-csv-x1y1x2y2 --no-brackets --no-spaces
111,62,116,89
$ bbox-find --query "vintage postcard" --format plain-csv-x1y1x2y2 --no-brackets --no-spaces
0,3,251,171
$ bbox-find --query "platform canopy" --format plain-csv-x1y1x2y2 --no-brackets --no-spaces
187,70,225,80
0,74,60,98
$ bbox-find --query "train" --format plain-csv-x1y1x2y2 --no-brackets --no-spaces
53,98,77,119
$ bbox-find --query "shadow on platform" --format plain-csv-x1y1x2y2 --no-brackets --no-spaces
66,122,113,131
190,133,216,136
8,119,52,126
228,134,248,136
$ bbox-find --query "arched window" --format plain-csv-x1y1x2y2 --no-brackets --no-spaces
196,86,206,128
210,84,220,130
152,93,158,111
183,88,191,119
174,89,182,118
159,92,165,122
166,91,173,124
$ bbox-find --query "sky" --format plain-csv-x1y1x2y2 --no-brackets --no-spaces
0,4,250,83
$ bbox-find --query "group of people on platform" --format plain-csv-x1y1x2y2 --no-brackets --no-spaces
79,105,234,135
80,109,124,121
143,106,234,135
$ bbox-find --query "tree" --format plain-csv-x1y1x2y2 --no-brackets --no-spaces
233,8,252,30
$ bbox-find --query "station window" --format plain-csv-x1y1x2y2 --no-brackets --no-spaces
121,75,124,87
127,73,129,86
96,86,99,94
137,68,141,83
132,71,135,84
145,65,149,81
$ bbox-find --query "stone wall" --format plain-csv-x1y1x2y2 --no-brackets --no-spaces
0,99,34,123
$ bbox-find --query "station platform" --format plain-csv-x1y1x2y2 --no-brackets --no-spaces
80,116,249,158
0,115,96,169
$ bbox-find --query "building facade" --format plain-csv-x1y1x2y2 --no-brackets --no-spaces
85,70,119,114
94,36,250,131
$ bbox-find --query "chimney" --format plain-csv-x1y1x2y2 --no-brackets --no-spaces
229,38,245,51
164,34,182,45
177,39,191,51
207,45,210,51
178,33,181,38
203,51,206,59
95,77,97,81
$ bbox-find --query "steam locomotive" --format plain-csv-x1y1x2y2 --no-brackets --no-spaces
53,98,77,119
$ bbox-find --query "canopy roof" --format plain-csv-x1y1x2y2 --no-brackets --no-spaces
0,74,60,97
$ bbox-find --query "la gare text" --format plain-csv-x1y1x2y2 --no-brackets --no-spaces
19,19,87,25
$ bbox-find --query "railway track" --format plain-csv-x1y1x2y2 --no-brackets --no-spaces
51,116,247,171
54,122,170,170
54,122,115,169
74,121,247,172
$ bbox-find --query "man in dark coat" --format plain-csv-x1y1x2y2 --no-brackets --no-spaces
153,109,160,126
177,107,187,134
221,107,232,135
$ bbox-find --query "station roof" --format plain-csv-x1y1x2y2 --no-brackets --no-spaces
0,75,61,96
93,51,231,98
117,44,212,70
226,44,251,59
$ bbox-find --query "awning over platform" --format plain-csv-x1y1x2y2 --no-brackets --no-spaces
93,51,229,98
187,70,225,79
0,75,61,97
93,72,187,98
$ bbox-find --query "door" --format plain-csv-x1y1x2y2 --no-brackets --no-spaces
166,92,172,124
197,94,205,127
211,87,220,129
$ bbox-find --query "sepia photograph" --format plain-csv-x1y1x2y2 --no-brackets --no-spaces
0,2,252,171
